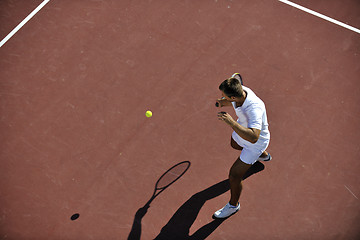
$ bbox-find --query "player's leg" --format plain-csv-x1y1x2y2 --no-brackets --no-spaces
213,157,251,219
231,136,243,151
214,147,261,219
259,151,268,158
228,157,251,206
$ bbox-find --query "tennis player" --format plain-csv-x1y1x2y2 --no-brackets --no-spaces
214,73,271,219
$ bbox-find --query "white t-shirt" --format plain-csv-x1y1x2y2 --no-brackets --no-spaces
231,86,270,147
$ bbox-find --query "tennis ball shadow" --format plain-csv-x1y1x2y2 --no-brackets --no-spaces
127,161,265,240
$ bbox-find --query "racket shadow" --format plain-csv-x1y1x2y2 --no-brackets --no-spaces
154,161,265,240
128,161,191,240
128,161,265,240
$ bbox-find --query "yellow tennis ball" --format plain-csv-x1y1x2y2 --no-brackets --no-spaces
145,110,152,118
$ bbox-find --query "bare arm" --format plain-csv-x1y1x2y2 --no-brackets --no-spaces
218,112,260,143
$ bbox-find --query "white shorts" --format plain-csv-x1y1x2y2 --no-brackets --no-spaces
232,131,270,165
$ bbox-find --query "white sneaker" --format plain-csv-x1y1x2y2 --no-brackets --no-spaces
213,202,240,219
257,153,272,162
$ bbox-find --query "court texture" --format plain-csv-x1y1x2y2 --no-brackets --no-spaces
0,0,359,239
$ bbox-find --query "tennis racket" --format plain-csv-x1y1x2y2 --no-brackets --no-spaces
146,161,191,205
231,73,243,85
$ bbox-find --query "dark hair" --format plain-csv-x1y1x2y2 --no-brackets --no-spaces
219,77,243,98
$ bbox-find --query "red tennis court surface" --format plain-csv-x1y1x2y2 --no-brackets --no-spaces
1,0,359,239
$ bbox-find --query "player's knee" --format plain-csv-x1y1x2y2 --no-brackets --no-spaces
229,158,250,180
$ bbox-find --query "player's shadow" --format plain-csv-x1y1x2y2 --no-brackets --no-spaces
127,161,265,240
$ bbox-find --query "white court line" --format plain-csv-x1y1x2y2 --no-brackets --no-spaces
0,0,51,48
1,0,358,48
278,0,360,34
344,185,359,200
